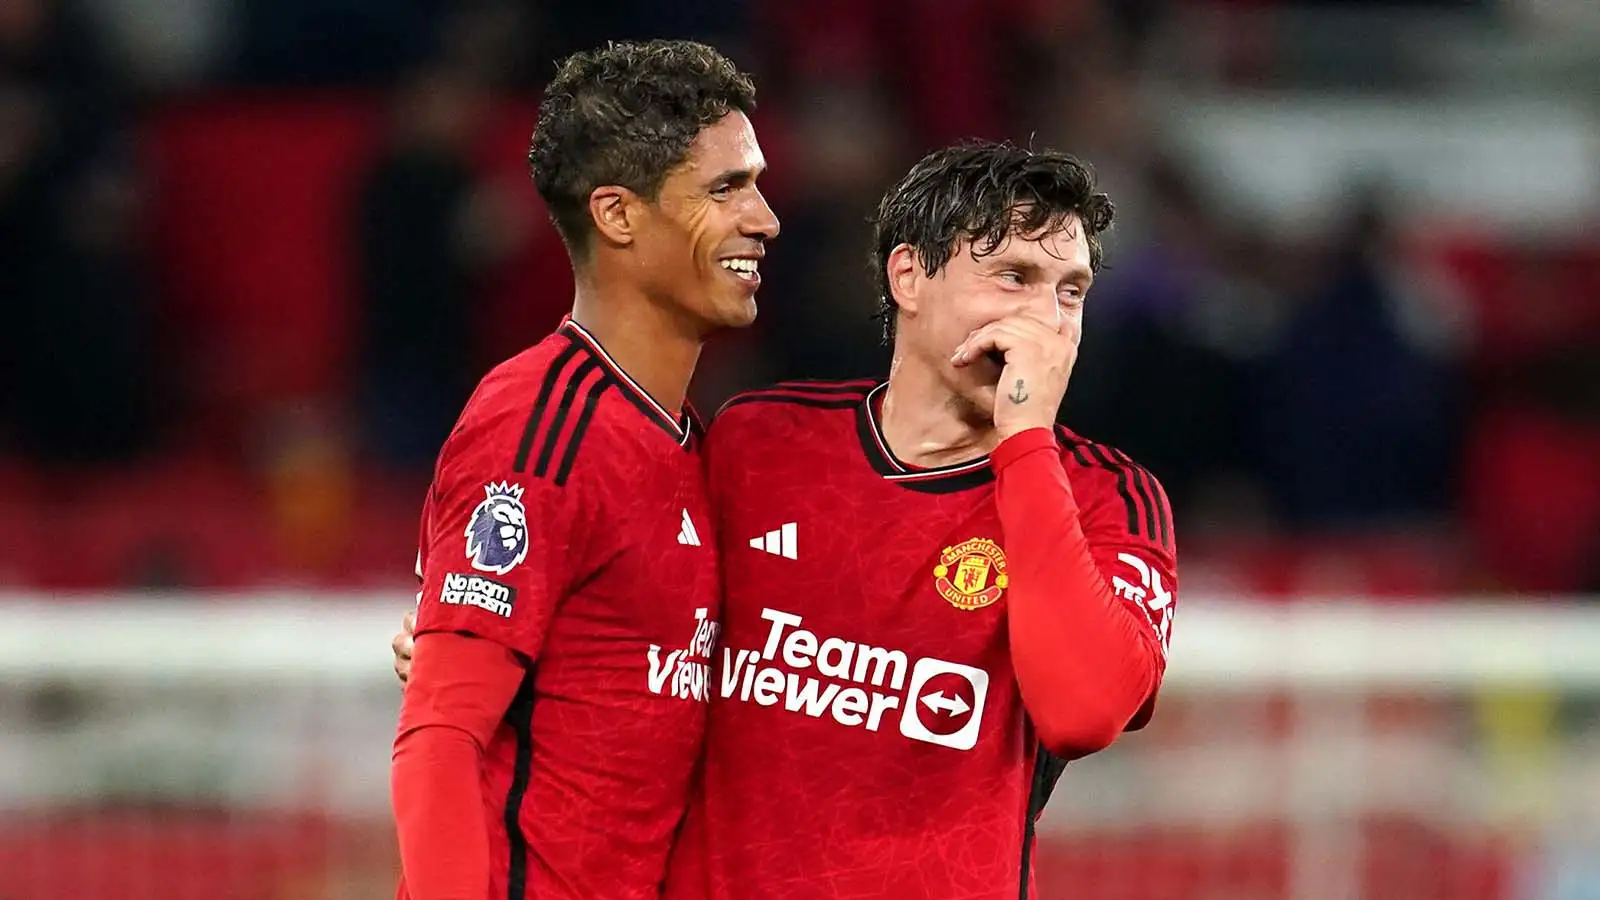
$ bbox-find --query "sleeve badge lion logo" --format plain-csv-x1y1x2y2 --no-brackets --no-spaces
465,481,529,575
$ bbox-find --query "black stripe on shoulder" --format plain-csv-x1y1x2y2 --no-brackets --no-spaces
1103,447,1157,545
503,669,537,900
1064,441,1094,469
1058,428,1171,547
513,341,584,472
553,375,610,487
1085,443,1141,538
719,394,863,413
770,378,880,395
532,358,601,482
1110,447,1173,549
717,381,873,415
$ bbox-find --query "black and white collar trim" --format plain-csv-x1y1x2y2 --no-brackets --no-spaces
561,319,696,447
855,383,994,493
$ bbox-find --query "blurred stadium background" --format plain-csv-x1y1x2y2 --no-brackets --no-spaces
2,0,1599,897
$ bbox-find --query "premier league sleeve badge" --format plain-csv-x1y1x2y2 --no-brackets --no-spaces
465,481,530,575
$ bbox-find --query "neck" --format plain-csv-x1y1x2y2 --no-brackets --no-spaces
569,272,703,416
878,352,1000,469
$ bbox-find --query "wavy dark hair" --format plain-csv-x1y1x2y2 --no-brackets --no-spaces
528,40,757,256
869,140,1115,344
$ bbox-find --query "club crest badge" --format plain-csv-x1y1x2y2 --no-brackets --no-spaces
933,538,1009,611
465,482,529,575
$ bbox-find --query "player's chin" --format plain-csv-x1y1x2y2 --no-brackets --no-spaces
709,293,759,329
688,276,758,330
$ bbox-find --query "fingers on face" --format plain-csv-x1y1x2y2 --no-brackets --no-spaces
954,322,1017,365
977,320,1047,353
956,312,1070,366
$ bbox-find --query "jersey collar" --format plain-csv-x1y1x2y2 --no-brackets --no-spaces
854,382,995,494
560,318,696,447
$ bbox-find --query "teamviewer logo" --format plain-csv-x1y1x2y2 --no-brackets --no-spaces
898,657,989,751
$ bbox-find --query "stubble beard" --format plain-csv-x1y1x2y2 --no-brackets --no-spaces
946,383,994,431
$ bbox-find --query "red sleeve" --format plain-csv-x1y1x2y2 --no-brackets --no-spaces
393,632,526,900
414,398,598,661
992,427,1176,758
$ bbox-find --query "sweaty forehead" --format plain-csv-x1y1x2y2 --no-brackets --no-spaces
969,216,1090,269
680,110,764,175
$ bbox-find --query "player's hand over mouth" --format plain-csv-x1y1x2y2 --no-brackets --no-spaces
950,311,1081,442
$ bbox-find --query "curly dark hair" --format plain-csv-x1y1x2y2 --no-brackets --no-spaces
528,39,757,256
869,140,1115,345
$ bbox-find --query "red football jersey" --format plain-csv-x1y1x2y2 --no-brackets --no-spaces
667,379,1176,900
405,319,720,900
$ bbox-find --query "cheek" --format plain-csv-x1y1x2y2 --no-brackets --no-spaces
947,292,1008,338
1063,308,1086,342
648,199,711,271
678,204,718,260
916,296,971,347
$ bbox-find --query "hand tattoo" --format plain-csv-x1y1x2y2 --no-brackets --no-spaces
1008,378,1029,404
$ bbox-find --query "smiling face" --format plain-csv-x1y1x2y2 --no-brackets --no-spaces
526,40,772,332
629,110,779,331
890,215,1094,420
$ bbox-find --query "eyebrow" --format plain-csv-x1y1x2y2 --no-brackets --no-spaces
986,257,1093,287
705,164,764,189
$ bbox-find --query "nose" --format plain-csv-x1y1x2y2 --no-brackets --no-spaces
1014,289,1061,328
743,187,780,241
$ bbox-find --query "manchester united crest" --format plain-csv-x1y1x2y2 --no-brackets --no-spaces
933,538,1009,611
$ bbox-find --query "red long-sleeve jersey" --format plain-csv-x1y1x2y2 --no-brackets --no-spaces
394,319,720,900
665,379,1177,900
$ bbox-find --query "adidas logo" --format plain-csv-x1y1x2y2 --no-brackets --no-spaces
676,509,702,547
749,522,797,560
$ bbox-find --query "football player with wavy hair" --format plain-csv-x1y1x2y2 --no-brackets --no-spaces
391,39,777,900
667,141,1174,900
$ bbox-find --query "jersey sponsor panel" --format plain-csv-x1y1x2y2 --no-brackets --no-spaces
647,607,721,703
719,608,990,751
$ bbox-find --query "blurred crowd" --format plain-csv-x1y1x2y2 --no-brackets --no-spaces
1,0,1597,593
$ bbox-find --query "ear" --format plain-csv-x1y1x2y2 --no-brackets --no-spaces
588,185,642,248
886,243,921,318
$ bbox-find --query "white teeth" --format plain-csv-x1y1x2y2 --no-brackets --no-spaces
720,258,758,274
